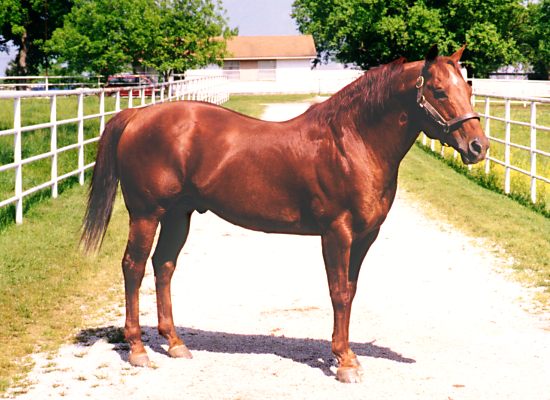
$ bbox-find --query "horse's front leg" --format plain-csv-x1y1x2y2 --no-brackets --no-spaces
322,213,361,382
322,214,380,383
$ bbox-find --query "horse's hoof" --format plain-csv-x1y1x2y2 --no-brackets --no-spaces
336,367,363,383
128,352,152,367
168,344,193,359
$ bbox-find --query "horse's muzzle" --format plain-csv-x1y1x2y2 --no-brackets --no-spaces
462,137,489,164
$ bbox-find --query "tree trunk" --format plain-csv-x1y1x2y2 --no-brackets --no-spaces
18,30,29,75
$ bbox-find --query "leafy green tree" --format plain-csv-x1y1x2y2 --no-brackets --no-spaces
518,0,549,79
0,0,73,75
432,0,526,77
46,0,160,76
292,0,527,77
144,0,236,80
46,0,234,78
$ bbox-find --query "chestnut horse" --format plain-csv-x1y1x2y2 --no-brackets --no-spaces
81,46,488,383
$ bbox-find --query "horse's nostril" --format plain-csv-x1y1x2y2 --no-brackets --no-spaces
469,139,483,156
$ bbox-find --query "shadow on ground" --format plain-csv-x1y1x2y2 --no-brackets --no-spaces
77,325,415,378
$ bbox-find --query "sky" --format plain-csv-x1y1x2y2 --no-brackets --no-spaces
0,0,300,76
222,0,300,36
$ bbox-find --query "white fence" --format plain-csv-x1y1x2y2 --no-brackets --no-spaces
185,68,364,94
0,75,104,90
0,76,229,224
421,92,549,205
471,79,550,98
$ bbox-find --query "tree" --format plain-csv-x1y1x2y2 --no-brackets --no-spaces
518,0,549,79
144,0,236,81
0,0,73,75
292,0,526,77
46,0,159,76
46,0,235,78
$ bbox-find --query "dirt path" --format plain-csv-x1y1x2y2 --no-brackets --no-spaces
8,103,549,400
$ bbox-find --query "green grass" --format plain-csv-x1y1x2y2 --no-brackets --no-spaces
0,185,128,393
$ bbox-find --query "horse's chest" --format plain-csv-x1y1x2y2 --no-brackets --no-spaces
350,180,397,234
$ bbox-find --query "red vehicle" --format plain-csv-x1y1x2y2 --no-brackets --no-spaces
105,74,158,97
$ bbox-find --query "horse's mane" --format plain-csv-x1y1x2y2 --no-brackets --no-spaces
306,58,406,127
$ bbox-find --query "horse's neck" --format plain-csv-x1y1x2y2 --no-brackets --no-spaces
355,65,422,174
346,102,419,176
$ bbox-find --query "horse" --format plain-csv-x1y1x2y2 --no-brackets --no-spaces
81,45,488,383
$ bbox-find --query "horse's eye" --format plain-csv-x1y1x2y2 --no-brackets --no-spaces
433,89,447,100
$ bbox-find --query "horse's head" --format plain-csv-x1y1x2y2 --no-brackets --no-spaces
414,45,489,164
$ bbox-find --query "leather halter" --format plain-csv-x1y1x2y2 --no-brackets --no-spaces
415,75,480,135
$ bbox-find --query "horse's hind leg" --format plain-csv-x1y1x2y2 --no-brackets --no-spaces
151,208,193,359
123,214,159,367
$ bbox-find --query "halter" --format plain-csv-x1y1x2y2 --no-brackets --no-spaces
415,75,480,135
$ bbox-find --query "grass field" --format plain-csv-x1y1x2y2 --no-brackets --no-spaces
0,186,129,393
0,93,548,395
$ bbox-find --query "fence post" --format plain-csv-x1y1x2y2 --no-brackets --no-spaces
530,101,537,203
115,91,121,113
50,95,58,198
504,98,511,194
77,92,85,185
484,97,491,174
14,97,23,224
99,91,105,134
128,90,133,109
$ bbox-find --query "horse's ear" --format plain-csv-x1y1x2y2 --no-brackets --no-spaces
425,44,439,63
450,44,467,63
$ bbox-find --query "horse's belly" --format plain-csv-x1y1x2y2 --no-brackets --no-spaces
203,196,318,235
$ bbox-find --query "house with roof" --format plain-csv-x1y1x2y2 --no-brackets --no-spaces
186,34,362,94
222,35,317,81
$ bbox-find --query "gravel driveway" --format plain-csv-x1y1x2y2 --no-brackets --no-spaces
8,103,549,400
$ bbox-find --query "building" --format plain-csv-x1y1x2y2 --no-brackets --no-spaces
186,34,363,94
222,35,317,81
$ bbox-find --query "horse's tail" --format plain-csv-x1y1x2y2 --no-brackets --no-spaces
80,108,138,254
